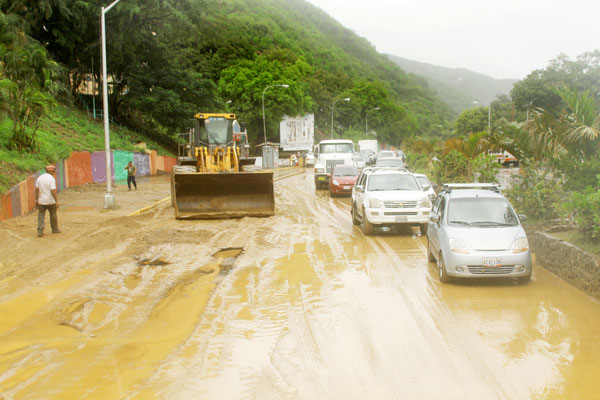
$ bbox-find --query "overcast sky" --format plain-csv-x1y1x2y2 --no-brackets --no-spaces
306,0,600,80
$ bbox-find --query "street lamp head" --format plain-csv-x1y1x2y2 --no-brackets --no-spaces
374,107,380,110
344,97,350,101
281,84,289,88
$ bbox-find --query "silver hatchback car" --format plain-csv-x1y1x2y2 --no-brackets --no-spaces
427,183,532,283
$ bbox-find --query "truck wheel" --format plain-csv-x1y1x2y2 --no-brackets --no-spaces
420,224,428,235
351,203,360,225
362,207,374,235
438,252,450,283
427,238,435,263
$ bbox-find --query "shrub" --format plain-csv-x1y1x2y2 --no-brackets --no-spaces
561,159,600,192
504,167,568,221
433,150,469,184
472,153,500,183
563,175,600,240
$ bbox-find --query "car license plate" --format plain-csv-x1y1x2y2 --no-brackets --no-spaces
395,216,407,222
344,185,351,190
482,258,501,266
318,177,325,181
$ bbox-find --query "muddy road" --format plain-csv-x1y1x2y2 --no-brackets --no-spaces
1,170,599,399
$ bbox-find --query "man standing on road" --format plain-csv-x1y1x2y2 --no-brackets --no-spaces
35,165,60,237
125,161,137,191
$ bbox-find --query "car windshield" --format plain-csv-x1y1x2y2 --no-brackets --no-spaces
333,165,358,176
415,175,431,187
376,159,404,167
353,154,363,161
379,151,394,157
447,197,519,227
367,174,420,191
320,143,354,153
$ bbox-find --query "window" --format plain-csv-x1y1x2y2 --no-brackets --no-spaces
367,174,420,191
447,198,518,226
320,143,354,154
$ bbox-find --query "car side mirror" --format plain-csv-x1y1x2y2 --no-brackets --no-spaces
518,214,527,222
429,215,440,223
422,185,430,191
355,185,363,192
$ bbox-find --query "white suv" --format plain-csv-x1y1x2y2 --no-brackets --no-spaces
351,167,432,235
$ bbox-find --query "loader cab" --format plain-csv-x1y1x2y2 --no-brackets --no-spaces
194,113,236,147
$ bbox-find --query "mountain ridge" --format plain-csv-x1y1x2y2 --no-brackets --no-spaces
387,54,518,112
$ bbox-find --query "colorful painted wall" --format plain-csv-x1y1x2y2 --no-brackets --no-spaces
0,151,176,221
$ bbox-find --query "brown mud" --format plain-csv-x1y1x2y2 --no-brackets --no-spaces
1,170,599,399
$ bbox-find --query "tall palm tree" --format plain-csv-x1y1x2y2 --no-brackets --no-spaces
556,87,600,160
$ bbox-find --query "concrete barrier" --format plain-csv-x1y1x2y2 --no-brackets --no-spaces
529,231,600,300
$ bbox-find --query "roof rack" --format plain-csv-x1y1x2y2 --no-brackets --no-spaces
442,183,501,193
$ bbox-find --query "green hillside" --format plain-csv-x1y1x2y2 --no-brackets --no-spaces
0,106,172,193
387,55,518,112
1,0,454,155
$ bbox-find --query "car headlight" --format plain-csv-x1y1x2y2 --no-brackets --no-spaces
332,179,339,186
369,198,382,208
449,238,470,254
315,168,325,173
419,197,432,208
512,237,529,253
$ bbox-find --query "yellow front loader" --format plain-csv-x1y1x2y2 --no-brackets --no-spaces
171,113,274,219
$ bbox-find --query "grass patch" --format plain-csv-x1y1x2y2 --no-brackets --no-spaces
0,105,174,193
553,230,600,257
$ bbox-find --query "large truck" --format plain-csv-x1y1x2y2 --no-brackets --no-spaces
358,139,378,164
280,114,314,152
313,139,356,189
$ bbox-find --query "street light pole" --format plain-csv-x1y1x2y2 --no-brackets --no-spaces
331,97,350,139
101,0,123,209
365,106,379,135
262,84,289,144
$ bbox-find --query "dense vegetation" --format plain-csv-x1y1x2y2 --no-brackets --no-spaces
405,51,600,247
0,0,453,156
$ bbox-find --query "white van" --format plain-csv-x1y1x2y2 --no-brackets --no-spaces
314,139,356,189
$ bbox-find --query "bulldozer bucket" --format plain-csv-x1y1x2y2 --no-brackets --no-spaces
172,172,274,219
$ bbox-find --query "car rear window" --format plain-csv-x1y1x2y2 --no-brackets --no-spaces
333,165,358,176
447,197,519,227
376,159,404,167
367,174,419,191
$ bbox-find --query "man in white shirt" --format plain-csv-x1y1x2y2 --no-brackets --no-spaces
35,165,60,237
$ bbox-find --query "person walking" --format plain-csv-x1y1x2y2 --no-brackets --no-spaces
35,165,60,237
125,161,137,190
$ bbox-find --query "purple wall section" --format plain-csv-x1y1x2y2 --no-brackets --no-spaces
133,153,150,177
91,151,116,183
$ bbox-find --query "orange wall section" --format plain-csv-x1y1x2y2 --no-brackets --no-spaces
0,192,12,221
66,152,93,186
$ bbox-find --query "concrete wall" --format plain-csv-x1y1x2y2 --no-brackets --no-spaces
0,150,176,221
529,231,600,300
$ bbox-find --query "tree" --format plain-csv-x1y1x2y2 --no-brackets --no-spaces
218,54,314,144
454,107,488,136
0,12,60,151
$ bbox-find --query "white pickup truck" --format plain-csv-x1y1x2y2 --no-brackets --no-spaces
313,139,356,189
